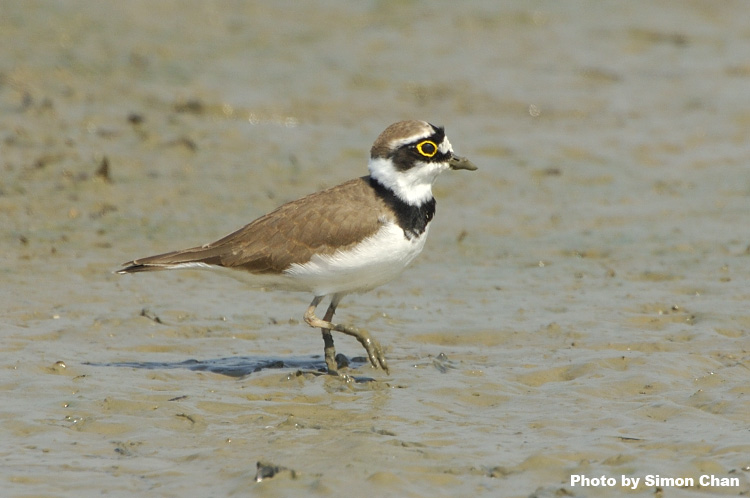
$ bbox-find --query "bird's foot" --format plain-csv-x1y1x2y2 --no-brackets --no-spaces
350,329,389,374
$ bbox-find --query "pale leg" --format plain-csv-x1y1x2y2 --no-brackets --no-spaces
304,295,389,374
321,299,338,373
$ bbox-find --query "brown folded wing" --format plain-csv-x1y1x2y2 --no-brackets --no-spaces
120,177,389,274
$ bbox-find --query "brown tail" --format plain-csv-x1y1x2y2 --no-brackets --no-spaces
117,262,167,274
117,246,223,274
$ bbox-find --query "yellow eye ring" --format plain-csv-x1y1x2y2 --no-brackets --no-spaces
416,140,438,158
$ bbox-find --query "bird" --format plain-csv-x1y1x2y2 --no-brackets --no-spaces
117,120,477,375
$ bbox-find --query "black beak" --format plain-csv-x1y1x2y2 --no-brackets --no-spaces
449,155,478,171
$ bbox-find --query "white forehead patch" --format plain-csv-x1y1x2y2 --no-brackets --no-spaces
438,136,453,155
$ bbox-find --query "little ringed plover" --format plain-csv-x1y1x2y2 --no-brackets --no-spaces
118,120,477,374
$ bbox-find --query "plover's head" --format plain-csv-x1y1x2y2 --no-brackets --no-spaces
368,120,477,206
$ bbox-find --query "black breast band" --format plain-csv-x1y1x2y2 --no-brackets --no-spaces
370,178,436,240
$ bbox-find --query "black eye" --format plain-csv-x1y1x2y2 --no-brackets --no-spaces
416,140,437,158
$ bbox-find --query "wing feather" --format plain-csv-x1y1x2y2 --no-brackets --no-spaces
119,177,390,275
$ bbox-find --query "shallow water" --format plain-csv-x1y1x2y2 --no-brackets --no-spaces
2,1,750,496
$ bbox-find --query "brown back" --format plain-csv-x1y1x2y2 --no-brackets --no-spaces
124,177,391,274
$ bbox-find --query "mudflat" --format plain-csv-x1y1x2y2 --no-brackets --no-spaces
2,2,749,496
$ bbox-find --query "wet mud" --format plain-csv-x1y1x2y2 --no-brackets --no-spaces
2,1,749,496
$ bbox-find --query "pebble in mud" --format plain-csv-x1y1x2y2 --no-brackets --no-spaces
255,461,297,482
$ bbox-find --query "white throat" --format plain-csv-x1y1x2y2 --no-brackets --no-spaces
368,156,448,206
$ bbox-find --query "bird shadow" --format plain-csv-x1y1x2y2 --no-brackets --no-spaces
83,354,373,380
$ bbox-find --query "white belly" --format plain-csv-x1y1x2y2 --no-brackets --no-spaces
283,221,429,296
